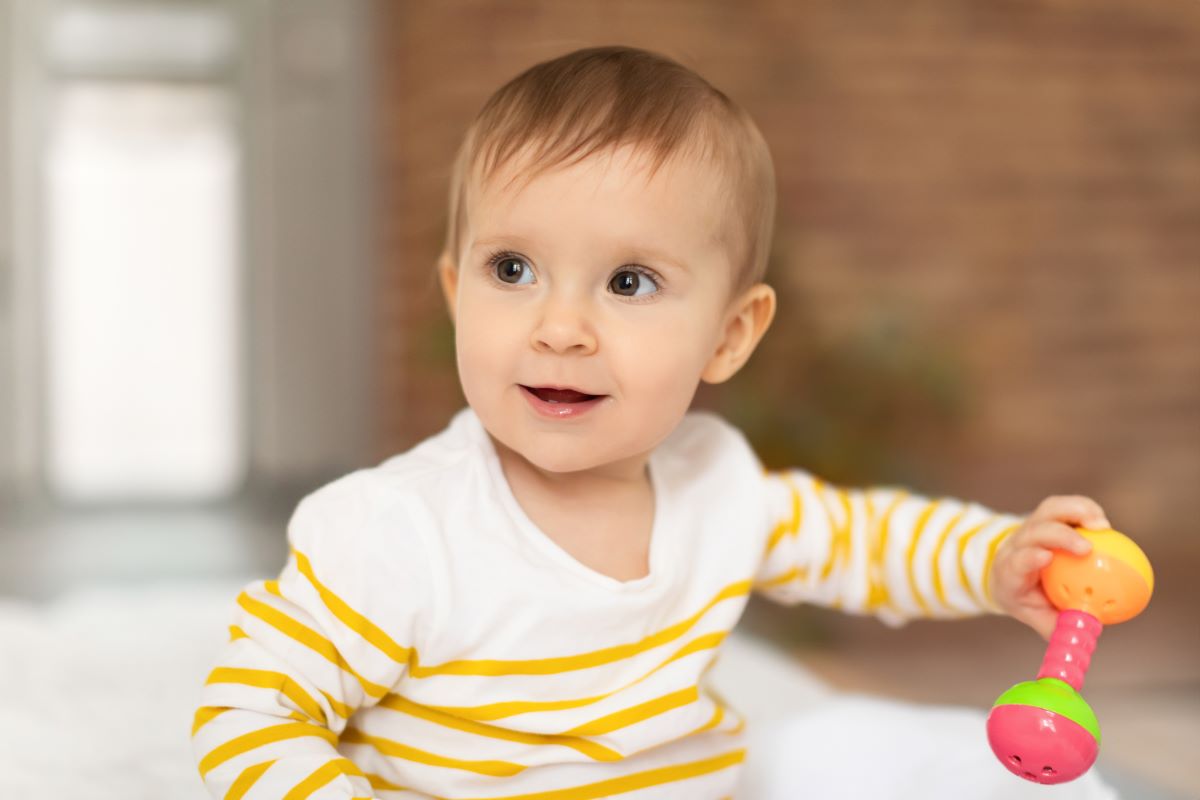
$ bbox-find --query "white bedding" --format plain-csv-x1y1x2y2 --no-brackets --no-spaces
0,581,243,798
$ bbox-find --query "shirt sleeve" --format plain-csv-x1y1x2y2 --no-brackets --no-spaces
752,467,1024,627
191,480,421,799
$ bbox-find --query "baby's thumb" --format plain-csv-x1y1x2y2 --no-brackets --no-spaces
1029,609,1058,642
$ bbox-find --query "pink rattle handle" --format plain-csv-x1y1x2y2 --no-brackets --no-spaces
1036,609,1102,692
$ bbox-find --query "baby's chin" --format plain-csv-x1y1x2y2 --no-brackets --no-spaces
502,434,641,476
525,449,635,477
483,418,661,480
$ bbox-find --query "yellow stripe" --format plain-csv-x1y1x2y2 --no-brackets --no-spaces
341,728,526,777
929,507,969,614
205,667,328,726
686,701,726,737
812,486,851,582
228,622,353,718
764,472,805,554
811,485,855,606
322,690,354,720
903,500,941,615
192,705,230,737
425,631,728,721
240,588,389,699
815,482,842,580
198,721,337,778
955,521,989,607
225,759,275,800
292,548,414,666
835,489,854,581
196,707,304,736
411,582,749,677
862,491,876,609
953,523,994,612
282,757,366,800
982,523,1021,607
364,772,411,793
756,564,808,589
865,491,908,612
564,687,700,736
458,748,746,800
379,693,623,761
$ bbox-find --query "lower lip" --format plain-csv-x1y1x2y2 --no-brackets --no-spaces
519,385,607,419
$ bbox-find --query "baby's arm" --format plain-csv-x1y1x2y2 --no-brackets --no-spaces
752,468,1025,626
191,488,415,799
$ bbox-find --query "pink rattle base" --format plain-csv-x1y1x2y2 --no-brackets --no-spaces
987,704,1098,784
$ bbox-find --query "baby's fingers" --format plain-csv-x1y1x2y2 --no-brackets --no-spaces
1012,546,1054,575
1024,608,1059,642
1024,520,1092,556
1032,495,1111,529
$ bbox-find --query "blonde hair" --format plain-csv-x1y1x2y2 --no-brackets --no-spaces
441,45,776,298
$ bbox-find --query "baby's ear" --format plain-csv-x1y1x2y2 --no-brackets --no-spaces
437,251,459,323
700,283,776,384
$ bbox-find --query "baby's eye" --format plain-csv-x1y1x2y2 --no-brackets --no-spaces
609,269,659,298
493,255,534,285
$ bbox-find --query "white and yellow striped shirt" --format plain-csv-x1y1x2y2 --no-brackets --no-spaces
191,407,1021,799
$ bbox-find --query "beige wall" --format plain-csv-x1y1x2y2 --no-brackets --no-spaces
369,0,1200,563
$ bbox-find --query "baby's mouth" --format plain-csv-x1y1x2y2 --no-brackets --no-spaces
520,385,603,404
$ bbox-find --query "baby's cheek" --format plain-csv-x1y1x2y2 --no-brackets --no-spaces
455,326,512,398
628,335,709,406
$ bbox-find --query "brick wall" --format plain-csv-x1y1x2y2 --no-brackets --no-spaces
369,0,1200,557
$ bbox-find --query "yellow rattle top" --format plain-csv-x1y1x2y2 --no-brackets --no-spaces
1041,528,1154,625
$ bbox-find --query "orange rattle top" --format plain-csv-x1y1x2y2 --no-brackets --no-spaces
1041,528,1154,625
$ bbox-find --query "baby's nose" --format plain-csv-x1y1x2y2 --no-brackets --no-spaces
530,302,597,354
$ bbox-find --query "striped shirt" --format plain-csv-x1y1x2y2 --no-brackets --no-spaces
191,406,1022,799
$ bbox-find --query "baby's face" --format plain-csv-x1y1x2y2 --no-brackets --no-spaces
444,144,739,475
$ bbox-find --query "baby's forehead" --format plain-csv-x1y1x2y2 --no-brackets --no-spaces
472,148,731,231
472,165,718,245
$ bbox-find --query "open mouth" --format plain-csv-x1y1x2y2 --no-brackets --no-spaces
520,385,603,404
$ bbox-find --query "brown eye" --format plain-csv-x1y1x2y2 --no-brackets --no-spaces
494,256,532,284
610,269,657,297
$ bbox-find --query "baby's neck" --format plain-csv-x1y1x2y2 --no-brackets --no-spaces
491,434,657,581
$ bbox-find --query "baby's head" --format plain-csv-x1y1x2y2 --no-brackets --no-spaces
437,45,777,476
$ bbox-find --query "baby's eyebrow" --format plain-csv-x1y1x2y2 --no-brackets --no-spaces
470,235,536,253
625,246,689,274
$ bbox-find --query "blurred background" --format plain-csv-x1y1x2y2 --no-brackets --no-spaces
0,0,1197,796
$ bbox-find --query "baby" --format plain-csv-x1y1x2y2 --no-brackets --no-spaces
192,46,1114,799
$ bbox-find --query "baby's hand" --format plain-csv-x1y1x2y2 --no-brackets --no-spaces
989,495,1110,640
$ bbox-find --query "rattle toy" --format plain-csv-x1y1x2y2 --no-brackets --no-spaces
986,528,1153,784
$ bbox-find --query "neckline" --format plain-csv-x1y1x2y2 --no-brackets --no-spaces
462,408,672,592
